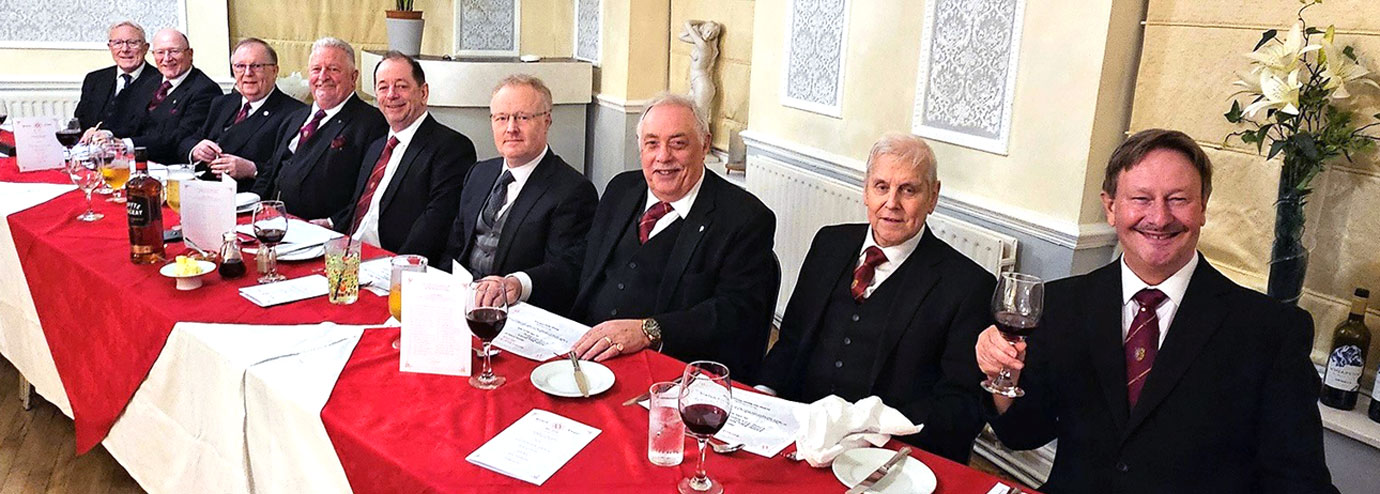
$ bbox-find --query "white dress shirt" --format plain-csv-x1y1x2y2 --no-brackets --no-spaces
642,171,706,240
1119,254,1198,349
239,87,277,121
352,112,428,248
114,63,146,95
288,93,354,152
459,146,548,301
856,225,925,299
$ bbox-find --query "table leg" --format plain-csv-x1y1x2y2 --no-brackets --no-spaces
18,373,33,411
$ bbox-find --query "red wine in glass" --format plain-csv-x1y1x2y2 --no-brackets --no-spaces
994,310,1038,342
55,129,82,148
681,403,729,436
254,228,286,245
466,307,508,342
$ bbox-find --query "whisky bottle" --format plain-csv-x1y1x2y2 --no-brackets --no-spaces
1321,288,1371,410
126,147,165,264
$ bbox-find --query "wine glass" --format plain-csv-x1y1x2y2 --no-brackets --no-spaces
388,254,428,349
465,279,511,390
55,118,82,172
64,145,104,222
981,272,1044,398
252,200,288,283
101,146,131,203
678,361,732,494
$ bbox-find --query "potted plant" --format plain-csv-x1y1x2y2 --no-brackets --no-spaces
386,0,424,56
1224,0,1379,305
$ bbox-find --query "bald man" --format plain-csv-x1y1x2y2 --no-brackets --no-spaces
119,28,222,164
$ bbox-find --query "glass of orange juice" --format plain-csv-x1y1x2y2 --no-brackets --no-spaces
101,153,131,203
388,254,428,349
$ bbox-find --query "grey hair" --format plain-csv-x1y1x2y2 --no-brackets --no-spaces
865,132,938,182
492,74,553,112
636,92,710,142
312,37,356,70
108,21,147,42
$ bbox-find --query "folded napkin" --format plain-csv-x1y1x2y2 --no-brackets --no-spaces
791,395,922,467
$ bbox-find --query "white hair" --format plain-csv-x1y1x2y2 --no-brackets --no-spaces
108,21,147,41
866,132,938,182
312,37,356,69
635,92,710,141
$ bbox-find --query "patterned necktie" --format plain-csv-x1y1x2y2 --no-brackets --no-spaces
480,170,516,228
349,137,401,235
146,81,172,112
1125,288,1168,408
638,201,674,243
850,246,888,302
298,109,328,145
233,101,252,125
118,73,133,95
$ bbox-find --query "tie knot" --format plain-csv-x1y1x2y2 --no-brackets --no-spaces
861,246,888,267
497,170,515,187
159,80,172,90
1133,288,1168,309
646,201,672,220
122,74,133,83
312,109,327,120
384,136,400,151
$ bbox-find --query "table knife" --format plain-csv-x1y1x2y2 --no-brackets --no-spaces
844,447,910,494
569,351,590,397
622,376,684,406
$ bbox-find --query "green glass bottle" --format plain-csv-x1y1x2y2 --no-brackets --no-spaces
1321,288,1371,410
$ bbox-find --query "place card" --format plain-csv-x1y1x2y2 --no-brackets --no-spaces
13,117,64,172
466,409,601,485
238,275,329,307
398,270,470,376
179,178,236,253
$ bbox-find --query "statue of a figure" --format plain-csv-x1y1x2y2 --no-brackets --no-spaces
678,20,723,122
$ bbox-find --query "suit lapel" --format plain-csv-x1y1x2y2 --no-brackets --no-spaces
864,229,943,386
495,154,557,269
1083,263,1132,433
289,109,348,189
578,178,647,299
459,160,502,261
655,173,719,311
381,117,430,212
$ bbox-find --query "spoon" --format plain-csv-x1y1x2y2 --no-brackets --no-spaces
708,437,744,454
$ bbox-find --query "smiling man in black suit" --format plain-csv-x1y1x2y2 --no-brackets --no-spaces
333,52,476,265
253,37,387,221
181,38,305,192
976,129,1336,493
757,133,994,463
74,21,160,133
106,28,222,165
442,74,597,315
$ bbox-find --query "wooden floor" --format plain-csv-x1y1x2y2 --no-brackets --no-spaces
0,358,142,494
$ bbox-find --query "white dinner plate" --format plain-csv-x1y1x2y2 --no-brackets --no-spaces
158,259,217,290
529,360,615,398
236,192,261,214
831,447,937,494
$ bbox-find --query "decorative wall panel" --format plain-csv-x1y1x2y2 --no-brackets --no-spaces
574,0,600,62
0,0,183,49
456,0,520,55
780,0,849,117
911,0,1025,155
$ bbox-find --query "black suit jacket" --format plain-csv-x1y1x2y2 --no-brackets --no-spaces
441,151,597,315
758,224,995,463
574,170,779,382
990,257,1336,494
333,115,476,264
74,63,160,132
253,95,388,220
179,89,306,192
124,67,222,164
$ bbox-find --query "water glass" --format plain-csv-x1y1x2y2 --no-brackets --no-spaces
648,381,686,467
325,236,361,304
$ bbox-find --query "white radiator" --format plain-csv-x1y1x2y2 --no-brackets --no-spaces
0,82,82,120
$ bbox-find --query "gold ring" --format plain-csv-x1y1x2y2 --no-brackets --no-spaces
614,343,624,352
602,336,613,346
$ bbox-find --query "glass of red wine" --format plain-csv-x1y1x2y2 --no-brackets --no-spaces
677,360,732,494
981,272,1044,398
55,118,83,170
466,279,511,390
252,200,288,283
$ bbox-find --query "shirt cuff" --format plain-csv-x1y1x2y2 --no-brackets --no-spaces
510,271,533,302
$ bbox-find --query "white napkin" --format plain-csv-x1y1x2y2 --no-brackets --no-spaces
791,395,922,467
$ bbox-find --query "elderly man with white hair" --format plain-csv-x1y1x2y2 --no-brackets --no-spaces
756,132,995,464
75,20,160,132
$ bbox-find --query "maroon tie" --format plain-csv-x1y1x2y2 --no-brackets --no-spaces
349,137,401,234
298,109,328,145
233,101,252,124
638,202,674,243
850,246,888,302
1125,288,1168,408
146,81,172,112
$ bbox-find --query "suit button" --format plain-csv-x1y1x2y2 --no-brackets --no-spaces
628,262,638,269
616,283,625,290
843,337,852,345
834,361,844,368
851,314,860,322
1115,462,1128,473
609,309,618,316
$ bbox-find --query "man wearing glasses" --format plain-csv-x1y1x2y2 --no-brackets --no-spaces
75,21,160,132
442,74,598,315
104,28,222,165
180,38,305,192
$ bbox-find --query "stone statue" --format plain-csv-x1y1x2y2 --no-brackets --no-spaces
678,20,723,122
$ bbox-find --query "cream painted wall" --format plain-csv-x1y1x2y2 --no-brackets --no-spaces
522,0,575,57
595,0,669,102
669,0,754,151
746,0,1143,230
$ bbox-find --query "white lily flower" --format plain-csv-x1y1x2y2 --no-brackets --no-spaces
1246,22,1321,76
1232,67,1265,97
1244,69,1302,117
1319,27,1378,99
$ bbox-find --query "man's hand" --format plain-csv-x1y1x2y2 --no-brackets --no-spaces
976,325,1026,413
190,139,222,162
477,275,522,304
210,153,255,179
572,319,650,362
81,129,114,145
472,276,519,308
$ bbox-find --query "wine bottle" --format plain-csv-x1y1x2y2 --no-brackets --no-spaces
126,147,165,264
1321,288,1371,410
1370,362,1380,423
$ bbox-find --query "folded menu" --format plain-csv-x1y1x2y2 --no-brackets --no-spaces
493,303,591,361
238,275,329,307
466,409,601,485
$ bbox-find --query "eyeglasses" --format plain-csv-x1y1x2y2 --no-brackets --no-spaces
108,39,145,48
152,48,186,57
490,111,550,125
232,63,277,73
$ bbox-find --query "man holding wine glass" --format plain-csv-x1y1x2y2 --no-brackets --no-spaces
974,129,1336,493
75,21,159,133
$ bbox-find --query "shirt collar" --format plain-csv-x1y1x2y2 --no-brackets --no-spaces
645,169,707,219
862,224,926,267
241,87,277,111
164,67,190,91
389,111,429,146
311,92,355,122
120,63,146,81
1120,253,1199,308
504,145,548,183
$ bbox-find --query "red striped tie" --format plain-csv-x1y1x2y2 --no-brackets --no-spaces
850,246,888,302
1125,288,1167,408
146,81,172,112
638,202,673,243
298,109,328,145
233,101,252,124
349,137,400,235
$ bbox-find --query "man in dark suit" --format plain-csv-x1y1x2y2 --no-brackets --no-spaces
757,133,994,463
570,94,779,382
442,74,597,315
252,37,387,220
107,28,221,165
181,38,305,192
976,129,1336,493
332,52,475,265
74,21,159,133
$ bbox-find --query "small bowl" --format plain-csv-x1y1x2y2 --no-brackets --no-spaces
159,260,218,290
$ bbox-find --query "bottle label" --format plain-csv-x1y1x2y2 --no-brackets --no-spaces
1324,345,1364,392
126,195,155,227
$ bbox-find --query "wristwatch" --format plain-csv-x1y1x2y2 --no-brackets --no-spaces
641,318,663,348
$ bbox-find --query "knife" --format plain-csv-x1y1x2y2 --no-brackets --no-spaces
276,241,327,256
621,376,684,406
569,351,590,398
844,447,911,494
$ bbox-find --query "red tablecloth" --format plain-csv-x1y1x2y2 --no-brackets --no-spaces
5,161,392,453
323,328,1036,494
0,131,70,184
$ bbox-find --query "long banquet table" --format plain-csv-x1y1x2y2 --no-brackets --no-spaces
0,133,1037,493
